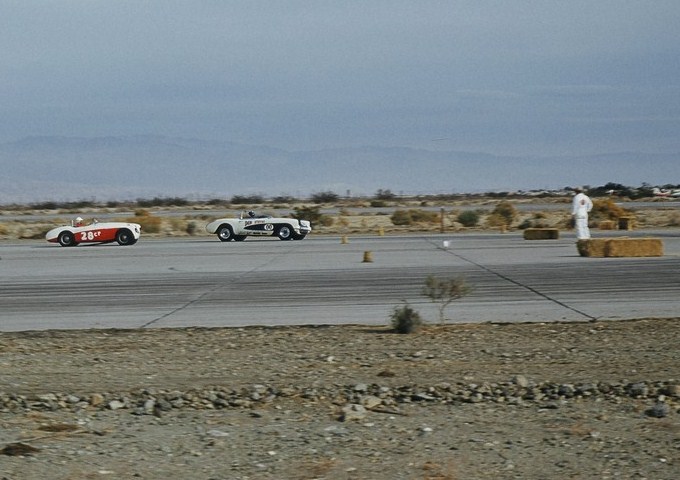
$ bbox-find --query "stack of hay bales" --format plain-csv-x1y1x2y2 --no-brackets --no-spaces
598,220,616,230
577,238,663,257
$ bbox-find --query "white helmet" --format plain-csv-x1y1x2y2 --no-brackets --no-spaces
74,217,84,226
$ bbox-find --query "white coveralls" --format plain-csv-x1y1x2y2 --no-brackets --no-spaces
572,192,593,239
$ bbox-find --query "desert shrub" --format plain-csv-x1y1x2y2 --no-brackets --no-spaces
293,206,323,224
374,188,396,200
517,218,533,230
490,200,518,226
411,209,438,223
370,199,388,208
272,195,299,204
206,198,229,206
390,209,438,226
389,303,423,334
128,214,161,233
456,210,480,227
667,212,680,227
186,221,197,235
310,191,339,204
0,223,8,236
391,209,413,225
137,197,189,207
485,213,507,227
318,216,334,227
518,218,542,230
422,274,471,323
231,194,264,204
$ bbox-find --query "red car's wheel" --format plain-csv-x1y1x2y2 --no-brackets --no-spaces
116,229,136,246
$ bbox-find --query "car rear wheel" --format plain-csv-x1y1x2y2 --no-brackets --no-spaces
217,225,234,242
116,229,136,246
277,224,293,240
58,231,77,247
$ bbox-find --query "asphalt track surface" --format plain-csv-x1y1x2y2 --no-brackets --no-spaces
1,231,679,332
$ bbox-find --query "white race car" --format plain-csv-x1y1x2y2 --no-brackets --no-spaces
206,211,312,242
46,217,141,247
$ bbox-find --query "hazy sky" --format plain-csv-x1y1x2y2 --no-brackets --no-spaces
2,1,680,157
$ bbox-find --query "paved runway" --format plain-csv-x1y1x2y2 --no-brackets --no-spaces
1,231,679,331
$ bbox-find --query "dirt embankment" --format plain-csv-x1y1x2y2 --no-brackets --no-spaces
2,318,679,479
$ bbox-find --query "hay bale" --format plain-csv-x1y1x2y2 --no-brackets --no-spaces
577,239,608,257
606,237,663,257
577,238,663,257
523,228,559,240
598,220,616,230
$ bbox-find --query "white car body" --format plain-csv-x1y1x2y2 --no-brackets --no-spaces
46,219,141,247
206,212,312,242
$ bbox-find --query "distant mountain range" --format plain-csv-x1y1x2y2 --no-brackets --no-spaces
1,135,677,203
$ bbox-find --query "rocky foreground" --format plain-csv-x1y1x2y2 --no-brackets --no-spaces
1,318,679,479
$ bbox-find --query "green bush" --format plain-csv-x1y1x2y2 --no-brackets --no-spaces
391,209,413,225
390,303,423,334
456,210,480,227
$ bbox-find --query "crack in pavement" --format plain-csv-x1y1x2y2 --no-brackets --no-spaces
430,238,598,322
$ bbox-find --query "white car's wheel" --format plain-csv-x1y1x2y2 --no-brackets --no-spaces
277,224,293,240
58,231,77,247
116,229,136,246
217,225,234,242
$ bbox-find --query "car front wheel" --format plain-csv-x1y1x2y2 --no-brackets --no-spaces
277,224,293,240
116,229,136,246
217,225,234,242
58,231,77,247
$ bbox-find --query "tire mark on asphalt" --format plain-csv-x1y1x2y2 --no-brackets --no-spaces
426,238,598,321
139,242,302,328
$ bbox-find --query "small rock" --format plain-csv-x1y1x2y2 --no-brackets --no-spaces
360,395,382,409
513,375,529,388
108,400,126,411
340,404,367,422
645,402,671,418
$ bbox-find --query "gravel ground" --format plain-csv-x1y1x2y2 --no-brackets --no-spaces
1,318,679,479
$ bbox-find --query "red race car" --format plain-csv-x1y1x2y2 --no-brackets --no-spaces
46,217,141,247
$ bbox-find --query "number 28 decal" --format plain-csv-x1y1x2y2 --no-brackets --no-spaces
80,230,102,241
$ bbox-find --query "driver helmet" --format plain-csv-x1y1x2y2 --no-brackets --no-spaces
248,210,256,218
74,216,84,227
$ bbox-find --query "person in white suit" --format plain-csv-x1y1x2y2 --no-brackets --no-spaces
572,187,593,239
